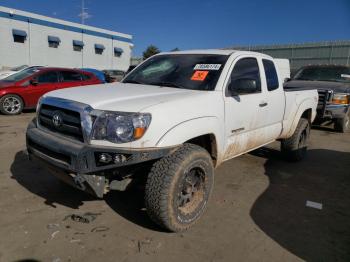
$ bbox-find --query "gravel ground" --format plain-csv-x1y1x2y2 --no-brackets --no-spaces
0,112,349,262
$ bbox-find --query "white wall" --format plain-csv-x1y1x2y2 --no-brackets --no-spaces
29,24,85,68
0,7,132,70
112,39,133,71
0,17,30,67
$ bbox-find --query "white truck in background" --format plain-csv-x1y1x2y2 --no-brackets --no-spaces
274,58,291,81
26,49,318,232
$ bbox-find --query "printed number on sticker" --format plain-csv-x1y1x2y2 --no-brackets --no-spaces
194,64,221,70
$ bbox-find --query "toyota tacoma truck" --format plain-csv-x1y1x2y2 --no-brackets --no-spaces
26,50,318,232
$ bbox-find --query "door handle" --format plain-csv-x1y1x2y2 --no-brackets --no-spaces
259,102,268,107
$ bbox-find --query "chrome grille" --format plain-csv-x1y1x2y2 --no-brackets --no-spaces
317,89,332,110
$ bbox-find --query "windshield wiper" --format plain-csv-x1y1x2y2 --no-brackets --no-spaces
149,81,185,89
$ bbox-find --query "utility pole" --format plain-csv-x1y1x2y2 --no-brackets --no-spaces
81,0,85,24
79,0,91,25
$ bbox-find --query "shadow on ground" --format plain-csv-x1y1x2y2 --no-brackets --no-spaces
250,148,350,261
10,151,95,209
10,150,163,231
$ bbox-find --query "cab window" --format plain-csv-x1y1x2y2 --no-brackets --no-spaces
229,58,261,94
262,59,279,91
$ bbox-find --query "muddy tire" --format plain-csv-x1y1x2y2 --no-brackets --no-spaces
145,143,214,232
281,118,310,161
334,111,349,133
0,94,24,115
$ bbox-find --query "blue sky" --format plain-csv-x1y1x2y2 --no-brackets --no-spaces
1,0,349,56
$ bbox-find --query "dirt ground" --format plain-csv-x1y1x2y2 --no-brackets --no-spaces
0,112,349,262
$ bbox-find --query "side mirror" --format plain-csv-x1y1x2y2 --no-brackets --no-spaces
229,78,258,96
284,77,291,83
30,79,38,86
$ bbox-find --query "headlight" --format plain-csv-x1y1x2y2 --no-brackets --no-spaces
332,93,349,105
91,111,151,143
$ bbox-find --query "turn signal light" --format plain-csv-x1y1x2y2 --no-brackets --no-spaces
134,127,146,139
332,94,349,105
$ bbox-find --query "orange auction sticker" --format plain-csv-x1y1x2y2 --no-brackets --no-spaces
191,70,209,81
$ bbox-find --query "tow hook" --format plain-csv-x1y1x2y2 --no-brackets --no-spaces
74,174,86,191
72,173,106,198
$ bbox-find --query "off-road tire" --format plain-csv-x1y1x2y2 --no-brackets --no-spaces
0,94,24,115
334,111,349,133
145,143,214,232
281,118,310,161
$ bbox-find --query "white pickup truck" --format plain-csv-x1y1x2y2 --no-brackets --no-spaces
26,50,318,232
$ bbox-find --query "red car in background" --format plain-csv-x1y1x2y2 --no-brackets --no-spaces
0,67,102,115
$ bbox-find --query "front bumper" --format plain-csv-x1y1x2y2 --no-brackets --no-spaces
317,104,349,120
26,121,177,197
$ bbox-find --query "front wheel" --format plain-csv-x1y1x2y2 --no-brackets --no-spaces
0,94,24,115
145,144,214,232
334,111,349,133
281,118,310,161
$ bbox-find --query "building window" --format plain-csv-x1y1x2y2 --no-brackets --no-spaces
73,40,84,52
94,44,105,55
48,36,61,48
12,29,27,43
114,47,124,57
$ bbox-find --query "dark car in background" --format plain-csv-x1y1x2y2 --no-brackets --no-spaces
0,67,101,115
103,70,126,82
284,65,350,132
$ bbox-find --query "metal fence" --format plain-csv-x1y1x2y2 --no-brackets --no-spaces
229,41,350,72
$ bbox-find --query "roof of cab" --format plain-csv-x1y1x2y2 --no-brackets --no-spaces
158,49,272,58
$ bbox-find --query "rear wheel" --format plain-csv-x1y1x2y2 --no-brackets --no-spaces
145,144,214,232
281,118,310,161
334,111,349,133
0,94,24,115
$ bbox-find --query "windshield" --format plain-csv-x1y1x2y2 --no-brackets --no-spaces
10,65,28,71
293,66,350,83
3,67,41,82
123,54,229,91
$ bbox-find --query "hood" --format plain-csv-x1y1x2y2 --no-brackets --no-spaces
44,83,201,112
0,71,15,80
285,80,350,93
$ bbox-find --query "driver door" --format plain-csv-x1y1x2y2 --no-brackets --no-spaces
25,70,59,107
223,56,269,160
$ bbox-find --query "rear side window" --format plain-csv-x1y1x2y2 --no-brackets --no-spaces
37,71,59,83
60,71,82,82
82,73,91,80
263,59,279,91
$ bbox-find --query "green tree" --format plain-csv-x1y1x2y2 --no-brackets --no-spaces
143,45,160,60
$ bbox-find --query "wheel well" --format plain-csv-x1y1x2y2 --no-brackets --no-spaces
185,134,217,164
301,109,312,123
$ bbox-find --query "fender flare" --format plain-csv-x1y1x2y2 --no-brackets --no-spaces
281,98,316,139
156,116,224,158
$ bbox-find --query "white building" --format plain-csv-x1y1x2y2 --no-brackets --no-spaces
0,6,133,71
